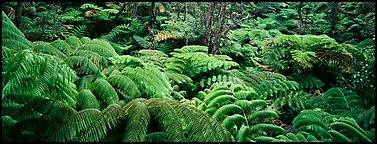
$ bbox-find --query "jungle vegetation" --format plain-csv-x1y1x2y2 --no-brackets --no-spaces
2,2,375,142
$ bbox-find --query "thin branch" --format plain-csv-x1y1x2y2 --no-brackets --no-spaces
336,5,368,28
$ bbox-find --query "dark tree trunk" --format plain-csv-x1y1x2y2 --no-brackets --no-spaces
149,2,156,49
211,2,226,55
204,2,216,52
298,2,305,35
185,2,188,45
114,2,126,20
328,2,340,38
151,2,156,30
15,2,24,28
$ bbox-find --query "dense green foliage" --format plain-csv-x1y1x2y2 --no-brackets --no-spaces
2,2,375,142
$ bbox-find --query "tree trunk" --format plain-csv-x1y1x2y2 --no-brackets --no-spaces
151,2,156,29
15,2,24,28
114,2,126,20
298,2,304,35
211,2,226,55
185,2,188,45
329,2,340,38
204,2,216,52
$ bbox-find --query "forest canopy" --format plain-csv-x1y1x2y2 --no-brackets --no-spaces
2,2,375,142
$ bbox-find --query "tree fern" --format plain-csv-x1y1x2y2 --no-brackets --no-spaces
2,11,32,51
49,40,73,55
121,67,173,99
290,74,324,89
67,25,87,38
321,88,364,114
290,49,318,69
133,34,150,49
154,30,178,42
90,78,119,106
122,100,150,142
65,56,103,77
79,39,119,57
69,50,108,69
106,74,141,101
78,104,124,142
272,90,310,111
77,89,101,110
32,43,66,59
2,50,78,106
46,108,101,142
65,36,83,49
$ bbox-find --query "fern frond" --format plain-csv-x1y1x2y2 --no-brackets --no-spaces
91,78,119,106
221,114,247,130
328,130,352,142
2,11,31,50
154,30,177,42
248,123,285,136
80,37,92,44
2,50,78,106
145,99,185,142
68,25,87,38
65,56,103,76
106,74,141,101
65,36,83,49
236,125,250,142
322,88,363,113
46,109,101,142
212,104,244,122
2,101,42,121
330,121,371,142
133,35,150,49
69,50,108,69
29,99,77,124
77,89,101,110
167,100,233,142
143,132,167,142
122,67,173,99
79,39,118,57
50,40,73,55
247,110,279,125
33,43,66,59
79,104,125,142
122,99,150,142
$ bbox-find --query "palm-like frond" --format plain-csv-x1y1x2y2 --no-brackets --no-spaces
167,100,234,142
145,99,185,142
322,88,364,113
290,74,324,89
121,67,173,99
122,99,150,142
90,78,119,106
2,11,32,51
69,50,108,69
77,89,101,110
50,40,73,55
106,74,141,101
46,109,101,142
79,104,125,142
65,56,103,76
65,36,83,49
2,50,78,106
33,43,66,59
248,123,285,136
247,110,279,125
79,39,119,57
